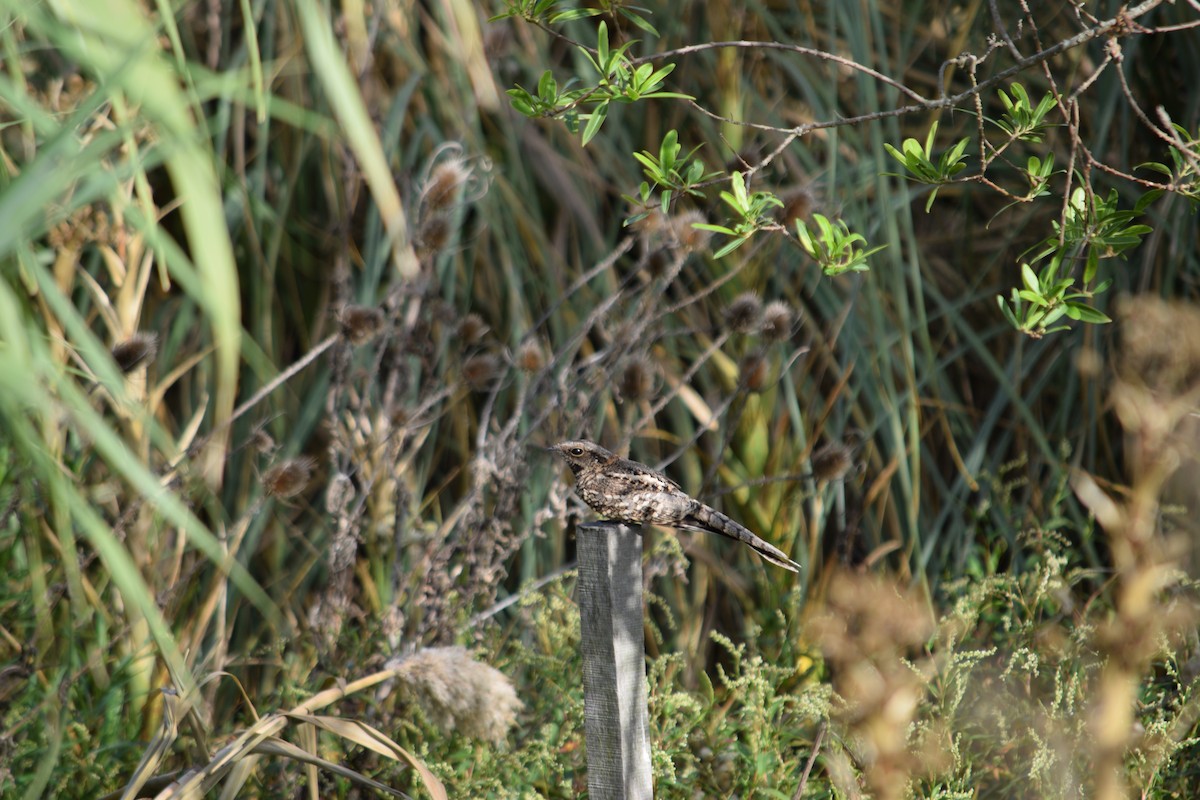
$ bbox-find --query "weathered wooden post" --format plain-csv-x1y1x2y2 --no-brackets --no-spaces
576,521,653,800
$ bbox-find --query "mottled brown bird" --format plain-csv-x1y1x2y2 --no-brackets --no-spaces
548,440,800,572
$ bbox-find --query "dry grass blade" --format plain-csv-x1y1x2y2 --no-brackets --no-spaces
285,714,448,800
249,738,414,799
119,689,181,800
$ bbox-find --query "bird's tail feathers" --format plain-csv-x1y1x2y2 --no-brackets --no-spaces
685,505,801,573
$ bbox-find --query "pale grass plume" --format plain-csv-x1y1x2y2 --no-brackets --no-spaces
387,647,523,745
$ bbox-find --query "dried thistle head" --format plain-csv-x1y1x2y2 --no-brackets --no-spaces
739,351,770,393
515,339,546,373
462,353,501,390
389,647,523,745
761,300,796,342
421,158,471,214
669,209,711,255
338,304,385,345
620,356,656,401
415,215,452,260
262,456,317,499
457,313,490,345
811,439,855,483
781,187,817,228
724,292,763,334
111,332,158,373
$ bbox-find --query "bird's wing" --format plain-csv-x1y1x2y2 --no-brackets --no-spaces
613,457,683,491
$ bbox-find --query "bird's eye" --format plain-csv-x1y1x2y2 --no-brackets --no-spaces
569,447,585,456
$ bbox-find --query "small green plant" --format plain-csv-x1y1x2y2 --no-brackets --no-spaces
795,213,884,276
884,120,971,211
997,256,1111,338
494,0,660,35
504,22,691,145
1139,123,1200,208
991,83,1058,143
625,129,722,218
692,172,785,257
1022,153,1055,201
998,186,1152,337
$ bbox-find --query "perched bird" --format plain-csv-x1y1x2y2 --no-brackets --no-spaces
548,440,800,572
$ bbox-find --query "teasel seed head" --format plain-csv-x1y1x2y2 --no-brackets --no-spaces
111,332,158,373
457,313,490,345
421,158,471,214
811,440,855,483
415,215,452,260
761,300,796,342
262,456,317,499
620,356,656,401
515,339,546,373
462,353,502,390
339,304,385,345
739,350,770,393
724,292,763,334
669,209,711,255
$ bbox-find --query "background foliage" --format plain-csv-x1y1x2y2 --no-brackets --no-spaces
1,0,1199,797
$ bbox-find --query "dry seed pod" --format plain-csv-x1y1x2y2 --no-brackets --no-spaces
761,300,795,342
515,339,546,373
462,353,501,389
811,440,855,482
111,332,158,373
263,456,317,499
339,304,385,345
457,313,490,345
620,356,656,401
724,292,763,334
739,351,770,393
669,209,711,255
415,215,452,260
421,158,471,214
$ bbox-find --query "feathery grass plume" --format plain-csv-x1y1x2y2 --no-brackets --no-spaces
620,356,656,401
811,440,855,482
111,332,158,373
724,291,763,334
338,304,385,345
515,339,546,373
457,312,490,345
462,353,501,389
739,351,769,393
389,647,523,745
760,300,796,342
262,456,317,499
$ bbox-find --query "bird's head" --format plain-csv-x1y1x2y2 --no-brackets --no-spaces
547,440,616,475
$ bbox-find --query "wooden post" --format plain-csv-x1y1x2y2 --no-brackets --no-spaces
576,522,653,800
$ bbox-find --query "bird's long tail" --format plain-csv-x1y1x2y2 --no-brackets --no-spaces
684,504,801,573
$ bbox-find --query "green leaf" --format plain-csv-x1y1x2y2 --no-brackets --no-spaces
1083,248,1099,285
1065,303,1111,324
538,70,557,100
713,235,750,258
1021,262,1040,293
693,222,737,236
580,101,608,146
596,21,609,70
619,7,660,36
